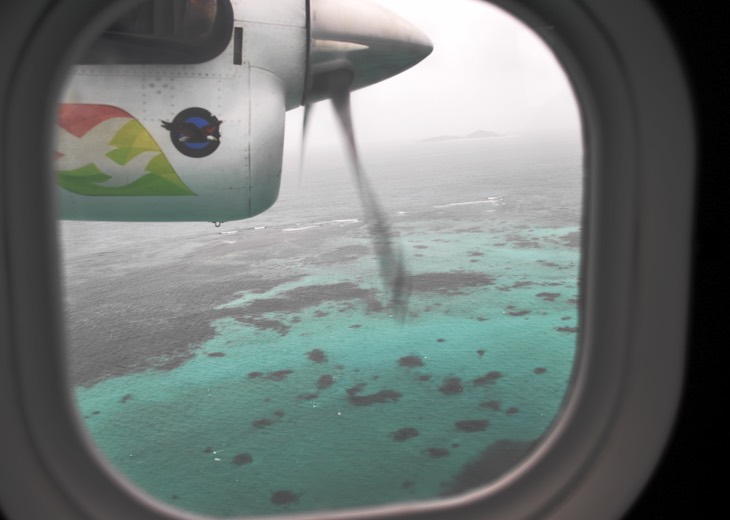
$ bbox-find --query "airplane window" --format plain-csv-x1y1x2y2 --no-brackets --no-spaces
56,0,582,516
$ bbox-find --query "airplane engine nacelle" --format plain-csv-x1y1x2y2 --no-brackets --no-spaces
55,0,307,223
53,0,430,223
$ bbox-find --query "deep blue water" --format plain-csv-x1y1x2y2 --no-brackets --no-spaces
60,133,583,517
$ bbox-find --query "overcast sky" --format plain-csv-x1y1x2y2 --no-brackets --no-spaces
285,0,581,149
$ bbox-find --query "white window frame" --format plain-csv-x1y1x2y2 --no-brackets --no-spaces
0,0,694,518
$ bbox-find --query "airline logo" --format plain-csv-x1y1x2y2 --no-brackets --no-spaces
162,107,222,158
55,104,196,196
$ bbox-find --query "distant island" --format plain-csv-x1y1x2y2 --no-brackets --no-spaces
423,130,505,143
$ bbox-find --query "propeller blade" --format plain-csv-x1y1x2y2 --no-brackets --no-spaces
325,69,411,318
301,0,431,318
299,102,315,188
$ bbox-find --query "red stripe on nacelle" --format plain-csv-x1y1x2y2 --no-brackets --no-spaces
57,104,131,137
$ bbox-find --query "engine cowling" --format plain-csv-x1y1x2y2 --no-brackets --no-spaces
55,0,431,223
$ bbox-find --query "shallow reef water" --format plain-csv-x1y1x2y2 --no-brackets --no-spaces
65,136,582,516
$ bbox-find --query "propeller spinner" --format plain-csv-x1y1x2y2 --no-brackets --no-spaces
306,0,433,102
301,0,432,318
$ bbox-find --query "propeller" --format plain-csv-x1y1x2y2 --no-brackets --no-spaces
300,0,432,317
327,68,410,317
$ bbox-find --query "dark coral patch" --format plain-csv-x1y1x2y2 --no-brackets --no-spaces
253,418,273,428
317,374,335,390
232,317,291,336
476,349,485,357
413,270,496,295
398,355,424,367
366,299,385,313
506,234,541,248
537,260,562,268
203,446,214,453
533,367,547,374
297,393,319,400
536,292,560,301
232,453,253,465
307,349,327,363
349,389,402,406
207,352,225,357
437,338,446,343
506,407,519,415
507,309,531,317
473,371,502,386
440,377,463,395
427,447,450,458
391,427,419,442
346,383,366,396
479,400,501,411
273,410,285,417
120,394,133,403
349,324,362,329
314,310,329,317
264,369,294,381
418,374,432,381
248,371,263,379
556,326,579,333
271,490,299,505
455,419,489,432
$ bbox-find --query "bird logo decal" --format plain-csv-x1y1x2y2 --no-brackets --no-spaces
162,107,222,158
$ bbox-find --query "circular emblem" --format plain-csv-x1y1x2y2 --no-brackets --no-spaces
161,107,222,158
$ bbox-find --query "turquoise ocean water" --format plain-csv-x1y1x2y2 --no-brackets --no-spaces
60,134,582,517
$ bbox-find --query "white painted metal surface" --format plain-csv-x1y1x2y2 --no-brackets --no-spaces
55,0,430,222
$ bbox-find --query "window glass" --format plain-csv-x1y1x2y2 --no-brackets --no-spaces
58,0,582,516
